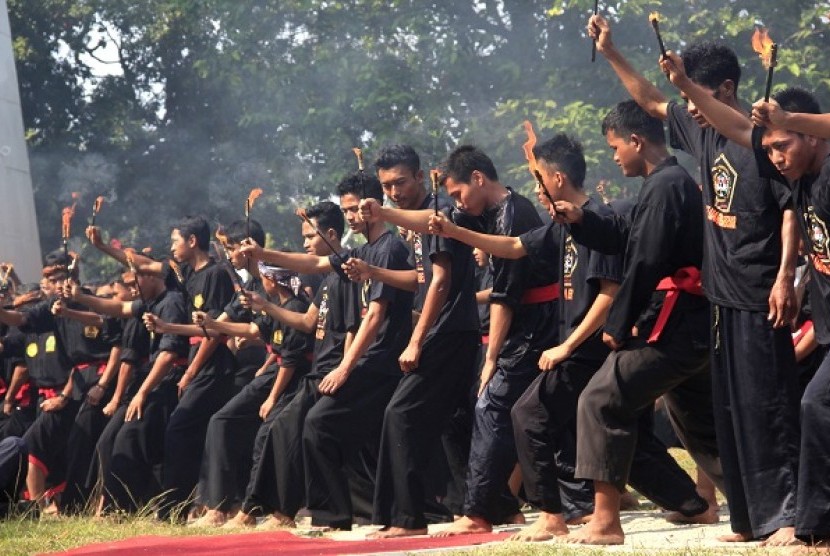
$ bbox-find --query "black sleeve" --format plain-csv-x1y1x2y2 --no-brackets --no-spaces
101,316,123,346
279,324,312,368
202,269,236,319
119,317,149,363
604,197,678,341
570,208,630,255
366,240,411,305
1,333,26,367
19,299,56,334
667,101,703,157
519,223,556,266
329,248,356,281
157,296,189,356
586,248,624,285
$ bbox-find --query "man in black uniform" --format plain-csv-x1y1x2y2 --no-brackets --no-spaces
68,268,190,513
341,145,479,538
428,134,623,540
549,101,718,545
588,16,799,544
666,81,830,546
225,201,362,529
190,263,313,527
242,176,413,531
360,145,558,536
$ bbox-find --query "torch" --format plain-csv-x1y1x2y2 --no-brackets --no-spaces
124,249,146,302
430,169,441,217
91,196,105,228
752,27,778,102
214,227,247,293
591,0,599,62
168,258,209,337
352,147,367,199
649,12,668,59
296,208,347,267
61,206,76,267
522,120,555,208
245,187,263,272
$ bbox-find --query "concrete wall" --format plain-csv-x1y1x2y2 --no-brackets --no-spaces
0,0,41,283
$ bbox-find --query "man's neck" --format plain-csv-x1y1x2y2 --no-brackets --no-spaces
642,145,671,177
188,250,211,271
364,221,387,243
562,186,589,207
412,188,428,209
484,181,510,210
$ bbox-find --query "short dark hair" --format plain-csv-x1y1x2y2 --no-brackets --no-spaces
602,100,666,145
336,172,383,203
682,41,741,92
44,248,72,269
225,219,265,247
444,145,498,184
305,201,345,239
374,145,420,176
174,215,210,251
772,87,821,115
534,134,586,188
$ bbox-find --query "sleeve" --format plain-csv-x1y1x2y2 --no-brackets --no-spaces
100,316,122,346
586,249,624,285
329,248,357,281
130,299,147,318
19,300,56,334
569,208,630,255
156,296,189,357
119,318,148,363
519,223,556,266
667,100,704,158
603,193,678,341
365,239,412,305
223,295,251,323
300,273,323,296
278,301,313,368
1,332,26,366
201,268,236,318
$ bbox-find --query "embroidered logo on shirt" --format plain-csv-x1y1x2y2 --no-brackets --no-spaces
711,153,738,212
272,329,283,345
316,287,328,340
83,326,100,339
807,206,830,275
413,233,425,284
45,335,56,353
193,294,204,309
361,280,371,317
563,235,578,301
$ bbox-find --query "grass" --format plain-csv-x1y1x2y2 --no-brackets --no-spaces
0,450,772,555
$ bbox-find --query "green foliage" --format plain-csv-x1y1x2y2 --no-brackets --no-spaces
8,0,830,280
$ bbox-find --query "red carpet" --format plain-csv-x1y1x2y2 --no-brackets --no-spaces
50,530,512,555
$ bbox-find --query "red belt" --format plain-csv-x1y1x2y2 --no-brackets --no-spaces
172,358,190,367
793,320,813,346
189,336,203,346
648,266,704,343
520,283,560,304
37,386,64,400
75,361,108,376
481,335,489,345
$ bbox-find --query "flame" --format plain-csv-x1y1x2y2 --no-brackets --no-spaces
247,188,263,213
649,11,661,24
352,147,365,171
522,120,540,177
295,207,310,221
93,196,105,215
61,205,76,239
71,191,80,200
752,27,776,68
215,227,231,248
430,169,441,193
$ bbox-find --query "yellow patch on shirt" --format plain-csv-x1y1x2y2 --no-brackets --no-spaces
26,342,38,358
272,329,283,345
193,294,204,309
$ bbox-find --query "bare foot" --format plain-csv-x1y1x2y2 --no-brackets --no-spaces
221,511,256,530
188,509,227,528
256,512,296,530
366,526,428,539
761,527,803,547
564,519,624,545
717,531,754,542
432,516,492,537
500,512,526,525
566,514,592,526
665,503,719,525
508,513,568,542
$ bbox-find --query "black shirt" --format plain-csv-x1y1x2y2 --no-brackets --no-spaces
572,157,707,343
262,295,314,373
521,197,623,363
409,193,454,311
475,264,493,336
668,101,791,311
330,230,413,377
132,290,190,363
753,133,830,344
309,272,361,379
453,188,559,365
119,315,151,365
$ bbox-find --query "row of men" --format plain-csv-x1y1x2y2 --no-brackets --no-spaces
1,12,830,548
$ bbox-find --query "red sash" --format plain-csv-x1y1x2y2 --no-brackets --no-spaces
792,320,813,346
520,283,560,305
647,267,704,344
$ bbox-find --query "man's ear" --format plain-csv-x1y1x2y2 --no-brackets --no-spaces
629,133,643,151
718,79,736,101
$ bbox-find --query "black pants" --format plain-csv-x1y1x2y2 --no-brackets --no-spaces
303,369,399,530
463,350,540,523
160,363,237,520
798,349,830,537
372,331,478,530
241,376,320,517
575,306,718,497
231,345,267,393
511,357,596,516
105,374,180,513
199,366,280,511
0,405,36,441
711,305,799,538
0,437,27,516
22,398,82,489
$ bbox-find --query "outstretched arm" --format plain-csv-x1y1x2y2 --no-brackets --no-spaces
588,14,669,119
753,99,830,139
239,240,333,274
359,199,432,234
428,213,526,259
86,226,164,275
